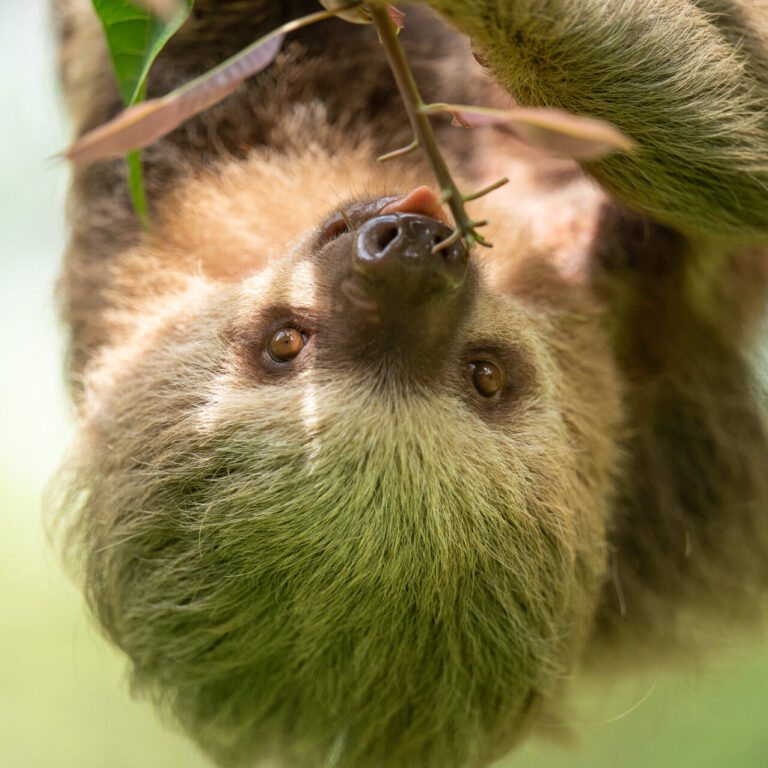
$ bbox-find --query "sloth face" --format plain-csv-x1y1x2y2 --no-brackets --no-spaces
63,173,622,768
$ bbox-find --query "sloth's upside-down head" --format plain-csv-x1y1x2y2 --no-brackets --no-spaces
56,155,621,768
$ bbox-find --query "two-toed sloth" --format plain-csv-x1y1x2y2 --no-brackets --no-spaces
51,1,768,767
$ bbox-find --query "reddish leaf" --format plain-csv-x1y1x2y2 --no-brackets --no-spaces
63,34,285,163
508,108,634,159
63,3,370,164
426,103,635,160
448,110,471,128
387,5,406,29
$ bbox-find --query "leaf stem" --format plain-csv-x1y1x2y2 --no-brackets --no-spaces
127,80,149,227
127,150,149,227
463,177,510,202
377,139,419,163
367,3,487,251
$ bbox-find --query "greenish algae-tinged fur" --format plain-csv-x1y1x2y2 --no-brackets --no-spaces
50,1,768,767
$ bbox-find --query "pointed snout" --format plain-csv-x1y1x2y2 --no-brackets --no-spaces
354,213,468,304
325,193,475,375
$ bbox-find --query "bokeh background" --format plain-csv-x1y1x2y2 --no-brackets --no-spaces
1,2,767,767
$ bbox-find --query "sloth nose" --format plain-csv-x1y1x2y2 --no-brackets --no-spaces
354,213,467,302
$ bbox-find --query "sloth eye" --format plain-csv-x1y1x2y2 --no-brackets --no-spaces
317,210,352,245
467,361,504,398
267,328,306,363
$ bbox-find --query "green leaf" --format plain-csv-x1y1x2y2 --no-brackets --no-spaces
91,0,193,107
90,1,192,221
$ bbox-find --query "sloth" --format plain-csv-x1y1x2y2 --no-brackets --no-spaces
51,1,768,767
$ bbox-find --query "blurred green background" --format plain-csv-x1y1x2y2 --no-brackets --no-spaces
1,2,767,767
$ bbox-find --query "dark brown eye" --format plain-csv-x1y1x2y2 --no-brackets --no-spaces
267,328,305,362
468,361,503,398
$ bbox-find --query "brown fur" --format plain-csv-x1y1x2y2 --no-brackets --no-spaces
50,1,768,766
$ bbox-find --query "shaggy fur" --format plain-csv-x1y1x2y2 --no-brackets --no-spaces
50,1,768,767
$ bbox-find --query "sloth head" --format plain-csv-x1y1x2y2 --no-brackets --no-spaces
57,154,621,768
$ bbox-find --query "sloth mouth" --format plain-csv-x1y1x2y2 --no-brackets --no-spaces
379,186,449,223
316,187,450,249
316,186,472,375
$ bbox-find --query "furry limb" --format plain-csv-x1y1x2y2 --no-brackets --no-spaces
418,0,768,244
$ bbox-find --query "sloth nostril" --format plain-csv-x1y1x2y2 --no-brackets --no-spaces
355,213,467,295
374,225,400,252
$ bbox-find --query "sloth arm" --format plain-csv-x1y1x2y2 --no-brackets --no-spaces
418,0,768,246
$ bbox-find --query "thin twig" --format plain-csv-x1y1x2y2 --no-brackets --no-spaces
463,177,510,202
377,139,420,163
368,3,490,251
